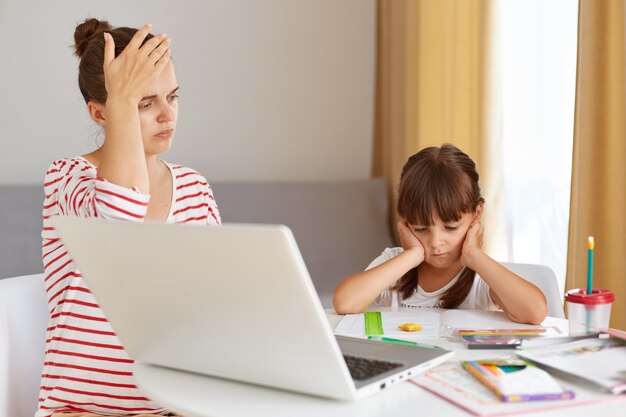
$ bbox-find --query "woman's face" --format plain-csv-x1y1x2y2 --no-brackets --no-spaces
137,61,179,156
410,211,476,269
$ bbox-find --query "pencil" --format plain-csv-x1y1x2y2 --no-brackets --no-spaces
587,236,594,295
586,236,594,333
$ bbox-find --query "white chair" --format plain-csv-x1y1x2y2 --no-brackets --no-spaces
501,262,565,318
0,274,48,417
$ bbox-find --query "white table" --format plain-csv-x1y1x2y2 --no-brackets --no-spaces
133,310,625,417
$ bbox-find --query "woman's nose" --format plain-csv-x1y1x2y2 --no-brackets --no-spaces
158,103,175,122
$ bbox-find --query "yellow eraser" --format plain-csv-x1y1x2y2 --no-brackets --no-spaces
399,323,422,332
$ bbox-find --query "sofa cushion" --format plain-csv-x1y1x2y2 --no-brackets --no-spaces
211,179,393,307
0,179,393,307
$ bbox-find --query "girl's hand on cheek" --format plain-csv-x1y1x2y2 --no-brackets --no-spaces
397,220,425,266
461,221,484,267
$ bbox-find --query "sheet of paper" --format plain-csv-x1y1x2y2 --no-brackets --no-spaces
441,310,548,330
412,361,626,416
334,309,442,338
517,338,626,394
333,308,556,339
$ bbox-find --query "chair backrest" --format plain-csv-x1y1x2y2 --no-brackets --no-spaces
0,274,48,417
501,262,565,319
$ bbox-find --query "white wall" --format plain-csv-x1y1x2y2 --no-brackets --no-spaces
0,0,375,184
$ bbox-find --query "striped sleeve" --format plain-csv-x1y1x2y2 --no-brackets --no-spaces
39,157,165,416
170,164,221,225
44,158,150,225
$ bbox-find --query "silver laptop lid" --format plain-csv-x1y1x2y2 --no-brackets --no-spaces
51,217,356,400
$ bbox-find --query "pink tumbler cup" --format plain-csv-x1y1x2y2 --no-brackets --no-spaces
564,288,614,335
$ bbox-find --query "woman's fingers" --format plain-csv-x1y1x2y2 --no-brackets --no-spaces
102,24,173,102
126,23,153,51
139,33,169,57
154,48,172,70
103,32,115,69
148,36,171,65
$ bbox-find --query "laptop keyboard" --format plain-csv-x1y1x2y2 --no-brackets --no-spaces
343,355,403,381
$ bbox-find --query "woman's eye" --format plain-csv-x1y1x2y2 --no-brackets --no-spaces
168,95,179,102
140,102,152,110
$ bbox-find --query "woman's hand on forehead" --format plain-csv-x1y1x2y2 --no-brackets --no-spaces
102,23,173,104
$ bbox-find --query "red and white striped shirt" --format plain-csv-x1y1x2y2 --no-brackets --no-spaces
38,156,220,417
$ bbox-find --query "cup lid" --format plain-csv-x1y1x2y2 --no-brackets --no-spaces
564,288,615,305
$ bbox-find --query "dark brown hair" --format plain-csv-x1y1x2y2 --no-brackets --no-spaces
392,143,485,308
73,18,156,104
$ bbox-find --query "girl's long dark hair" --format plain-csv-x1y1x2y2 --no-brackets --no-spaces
392,144,485,308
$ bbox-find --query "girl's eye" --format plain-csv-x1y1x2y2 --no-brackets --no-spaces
413,227,427,233
445,226,459,231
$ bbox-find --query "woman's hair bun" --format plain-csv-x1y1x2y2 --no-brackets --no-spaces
73,18,113,58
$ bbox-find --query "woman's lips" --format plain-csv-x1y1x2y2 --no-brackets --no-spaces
155,129,174,138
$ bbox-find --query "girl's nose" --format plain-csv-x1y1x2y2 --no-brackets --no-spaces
429,229,444,247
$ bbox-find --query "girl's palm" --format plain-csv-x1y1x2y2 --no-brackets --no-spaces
397,220,425,264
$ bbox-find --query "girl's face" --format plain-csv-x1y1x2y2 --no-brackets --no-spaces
137,61,179,157
410,210,478,269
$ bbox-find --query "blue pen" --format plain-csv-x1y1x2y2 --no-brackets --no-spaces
367,335,444,350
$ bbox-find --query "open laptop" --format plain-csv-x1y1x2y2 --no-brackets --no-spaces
51,217,453,400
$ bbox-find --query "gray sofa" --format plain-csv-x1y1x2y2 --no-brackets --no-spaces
0,180,394,307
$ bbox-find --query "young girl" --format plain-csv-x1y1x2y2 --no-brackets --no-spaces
333,144,547,325
39,19,219,416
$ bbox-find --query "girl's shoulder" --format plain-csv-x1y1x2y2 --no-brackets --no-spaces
366,247,403,270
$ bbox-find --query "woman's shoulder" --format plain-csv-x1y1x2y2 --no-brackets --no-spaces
44,156,95,186
46,156,94,172
165,162,217,202
165,162,210,184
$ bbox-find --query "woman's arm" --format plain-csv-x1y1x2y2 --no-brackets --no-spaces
461,223,548,324
332,221,424,314
97,25,171,193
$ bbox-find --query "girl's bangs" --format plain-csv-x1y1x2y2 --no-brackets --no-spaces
401,169,475,226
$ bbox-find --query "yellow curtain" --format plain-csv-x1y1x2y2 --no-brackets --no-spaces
567,0,626,329
374,0,504,257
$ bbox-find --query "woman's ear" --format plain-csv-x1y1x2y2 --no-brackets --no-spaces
87,101,107,127
474,202,484,222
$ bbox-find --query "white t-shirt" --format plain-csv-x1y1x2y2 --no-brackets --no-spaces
368,247,499,310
